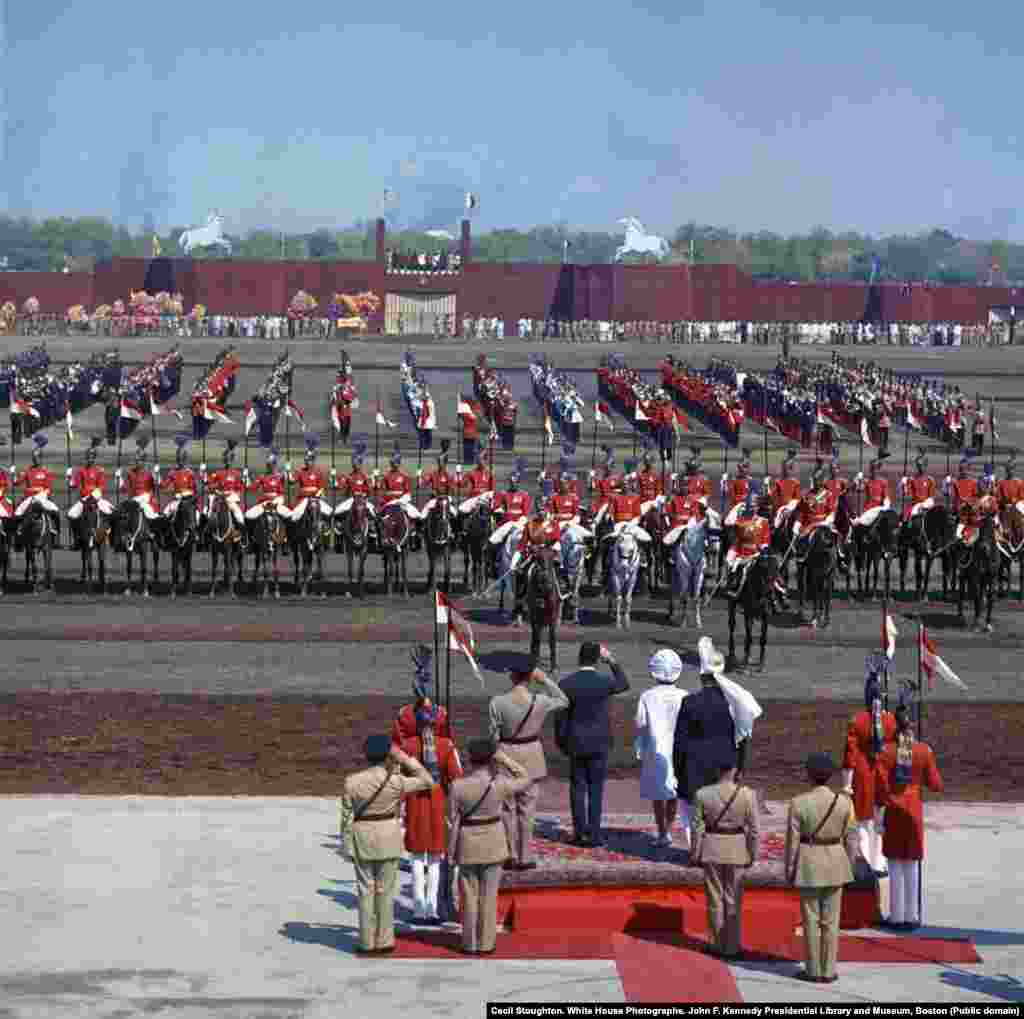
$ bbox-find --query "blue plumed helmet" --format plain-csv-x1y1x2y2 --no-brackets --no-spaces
390,440,401,466
352,439,367,468
304,435,319,461
31,433,47,459
541,475,554,499
510,455,528,482
601,444,614,470
266,448,278,467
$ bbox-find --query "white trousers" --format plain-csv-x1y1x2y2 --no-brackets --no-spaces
335,497,377,516
857,809,887,872
69,498,113,519
421,497,455,517
128,494,160,520
888,858,921,925
853,502,891,527
773,499,798,529
490,518,526,545
205,494,245,525
410,854,442,919
16,494,59,516
458,492,493,514
909,497,935,519
244,497,290,521
379,493,421,519
290,497,336,520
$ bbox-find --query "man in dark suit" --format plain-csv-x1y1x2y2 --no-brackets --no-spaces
557,641,630,847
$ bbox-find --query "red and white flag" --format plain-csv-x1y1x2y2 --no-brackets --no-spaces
330,399,342,434
945,408,962,433
919,625,967,690
244,401,259,436
543,405,554,445
284,399,307,431
595,401,614,431
861,416,875,447
816,403,828,427
882,612,898,660
436,590,484,685
457,394,475,419
905,401,922,431
65,402,74,440
204,400,233,425
418,396,436,431
635,402,649,422
11,389,39,418
120,397,145,421
150,391,183,420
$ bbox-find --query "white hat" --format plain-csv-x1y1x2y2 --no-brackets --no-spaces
648,648,683,684
696,636,763,745
697,635,726,678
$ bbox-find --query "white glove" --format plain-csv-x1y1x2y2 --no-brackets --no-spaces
200,463,207,474
416,468,423,478
841,768,854,794
65,467,73,480
329,467,337,481
588,469,595,477
372,469,380,479
153,464,161,477
242,468,250,483
854,471,864,485
9,465,15,476
114,469,123,481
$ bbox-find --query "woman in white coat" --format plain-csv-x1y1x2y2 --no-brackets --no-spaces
635,649,688,848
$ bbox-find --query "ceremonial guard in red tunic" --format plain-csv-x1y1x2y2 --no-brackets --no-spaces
336,442,376,521
683,446,711,504
996,452,1024,512
610,463,644,529
852,453,892,526
291,437,333,522
722,449,754,526
244,448,289,546
636,447,664,510
420,439,456,520
376,442,419,520
67,437,114,548
874,705,944,928
14,434,59,541
590,446,621,525
490,458,533,546
161,436,198,518
841,670,897,873
457,449,493,519
0,444,12,522
204,439,246,527
548,456,581,532
119,437,160,521
331,375,357,441
900,450,937,521
770,449,802,531
725,497,770,595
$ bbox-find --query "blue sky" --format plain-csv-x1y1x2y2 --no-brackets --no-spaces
4,0,1022,238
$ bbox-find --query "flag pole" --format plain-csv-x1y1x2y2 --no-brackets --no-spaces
591,408,598,471
916,617,924,740
721,438,730,516
433,593,441,705
445,611,453,727
762,385,769,480
901,415,911,517
116,382,125,508
375,395,381,472
64,404,72,535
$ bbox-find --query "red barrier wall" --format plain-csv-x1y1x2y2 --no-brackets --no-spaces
0,272,94,310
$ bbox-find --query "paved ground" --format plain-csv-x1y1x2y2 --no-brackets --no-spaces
1,797,1021,1017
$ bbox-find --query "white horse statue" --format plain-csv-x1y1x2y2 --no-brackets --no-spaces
614,217,669,261
179,213,232,256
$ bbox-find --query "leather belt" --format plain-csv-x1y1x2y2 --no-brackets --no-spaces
502,736,539,745
357,811,397,822
707,826,745,835
462,817,501,827
800,837,841,846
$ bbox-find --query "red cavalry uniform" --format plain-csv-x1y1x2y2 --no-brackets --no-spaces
665,493,705,528
376,468,411,504
549,491,580,526
725,476,751,511
591,474,621,515
399,734,463,855
392,704,451,743
843,709,898,822
824,477,849,503
977,492,998,518
771,476,802,506
732,515,770,558
248,471,285,506
902,474,937,518
494,489,532,522
685,474,711,502
342,467,373,498
0,469,12,515
863,477,889,510
208,466,245,498
294,465,327,502
161,467,197,497
460,467,492,498
120,466,158,511
17,465,56,499
873,741,944,860
334,380,357,422
422,468,454,499
636,468,663,501
798,489,837,530
72,464,108,499
519,517,559,553
950,477,977,511
996,476,1024,507
495,398,517,429
611,491,643,523
459,401,482,443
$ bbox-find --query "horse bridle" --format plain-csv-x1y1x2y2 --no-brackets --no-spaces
124,502,145,554
210,496,240,545
171,498,195,549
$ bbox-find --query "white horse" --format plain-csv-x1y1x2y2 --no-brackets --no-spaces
664,511,721,629
614,217,669,261
559,524,591,624
606,525,648,629
179,214,232,256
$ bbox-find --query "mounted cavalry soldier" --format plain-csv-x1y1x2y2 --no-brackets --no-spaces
610,461,644,531
203,439,247,545
958,470,999,546
683,446,712,503
722,449,754,526
996,452,1024,512
0,445,12,525
589,446,620,524
548,455,581,531
420,439,457,520
770,449,802,532
793,464,842,566
292,436,335,522
337,442,376,520
636,446,664,509
899,449,937,522
67,436,114,550
724,495,770,598
945,454,977,517
852,452,892,527
14,434,59,541
824,454,849,504
245,448,290,536
456,449,493,520
519,500,560,556
376,442,420,520
491,458,533,544
118,437,160,521
161,436,198,518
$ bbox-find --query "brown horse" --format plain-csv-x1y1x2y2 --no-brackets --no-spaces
526,548,560,671
77,496,112,595
378,502,411,597
207,495,244,598
640,505,669,595
997,504,1024,601
339,494,370,597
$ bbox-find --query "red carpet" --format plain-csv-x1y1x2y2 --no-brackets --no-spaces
612,933,742,1003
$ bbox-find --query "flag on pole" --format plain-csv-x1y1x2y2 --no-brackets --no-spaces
65,402,74,440
543,405,554,445
919,625,967,690
150,392,183,420
284,399,307,431
10,389,39,418
330,399,342,433
457,394,475,419
465,192,479,211
905,401,922,431
944,407,962,433
673,407,689,437
203,400,233,425
436,591,484,686
882,612,898,660
418,396,436,431
595,401,614,431
120,397,145,421
861,416,875,447
244,401,259,436
989,403,999,441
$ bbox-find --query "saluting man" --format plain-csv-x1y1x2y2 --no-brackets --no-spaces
900,450,937,521
67,437,114,549
724,496,770,597
118,437,160,521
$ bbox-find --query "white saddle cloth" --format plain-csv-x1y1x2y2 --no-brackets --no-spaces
458,491,493,514
380,493,421,519
853,501,892,527
611,521,651,541
336,497,377,515
490,518,526,545
291,497,336,520
421,497,455,517
909,497,935,519
773,499,798,530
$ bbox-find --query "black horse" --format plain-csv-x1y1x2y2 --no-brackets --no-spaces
461,501,493,596
162,496,197,598
585,511,613,590
640,505,669,595
207,495,244,598
423,497,454,593
796,525,838,628
726,551,779,671
997,505,1024,601
338,495,371,597
17,503,56,594
899,505,956,601
769,502,800,594
289,500,330,599
852,508,900,601
957,515,998,631
77,496,112,594
0,517,11,594
525,550,559,671
113,499,161,598
377,502,411,598
249,504,289,599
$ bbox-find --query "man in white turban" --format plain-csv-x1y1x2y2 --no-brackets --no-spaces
635,649,688,848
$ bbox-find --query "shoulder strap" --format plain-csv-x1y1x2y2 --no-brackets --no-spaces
809,791,841,841
709,785,743,831
353,770,393,821
462,778,495,821
510,694,537,739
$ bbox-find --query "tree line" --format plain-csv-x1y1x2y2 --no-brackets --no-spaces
0,215,1017,285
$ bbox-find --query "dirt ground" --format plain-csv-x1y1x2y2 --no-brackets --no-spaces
2,692,1019,801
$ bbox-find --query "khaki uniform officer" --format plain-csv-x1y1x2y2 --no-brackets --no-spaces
448,738,533,954
691,750,760,960
340,735,435,955
488,656,569,870
784,752,857,984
